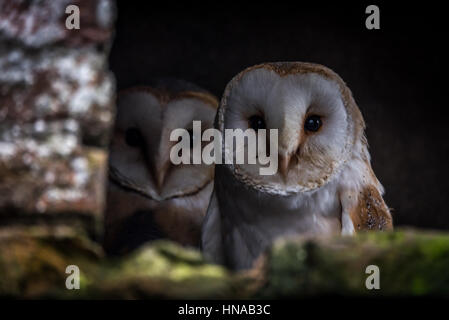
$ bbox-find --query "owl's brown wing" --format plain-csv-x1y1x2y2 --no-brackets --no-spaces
348,184,393,231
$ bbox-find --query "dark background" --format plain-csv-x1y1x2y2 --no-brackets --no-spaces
109,2,449,230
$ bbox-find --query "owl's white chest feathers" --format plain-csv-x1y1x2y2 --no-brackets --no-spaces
215,166,346,269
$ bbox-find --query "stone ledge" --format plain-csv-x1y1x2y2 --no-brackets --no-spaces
0,227,448,299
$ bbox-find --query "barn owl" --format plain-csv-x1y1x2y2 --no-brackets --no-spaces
201,62,393,270
105,80,218,255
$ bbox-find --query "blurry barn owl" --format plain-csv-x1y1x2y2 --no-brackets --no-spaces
201,62,393,270
105,80,218,255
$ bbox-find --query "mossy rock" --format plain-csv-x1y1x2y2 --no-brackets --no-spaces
91,241,244,299
0,226,102,298
1,227,449,298
0,227,243,299
258,229,449,298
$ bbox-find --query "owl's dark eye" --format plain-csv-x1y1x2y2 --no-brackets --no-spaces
125,127,144,147
248,115,266,131
304,115,322,132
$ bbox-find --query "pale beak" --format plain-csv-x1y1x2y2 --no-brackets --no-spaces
139,146,164,192
152,141,172,192
278,153,291,181
153,158,171,192
154,166,165,191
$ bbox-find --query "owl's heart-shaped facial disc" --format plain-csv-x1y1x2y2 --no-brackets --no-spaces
218,62,362,194
109,86,218,200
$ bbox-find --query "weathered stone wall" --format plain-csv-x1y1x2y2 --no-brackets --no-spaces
0,0,116,237
1,228,448,298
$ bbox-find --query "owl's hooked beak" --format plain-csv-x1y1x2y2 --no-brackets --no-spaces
278,153,292,181
154,167,166,191
151,142,172,193
153,158,171,192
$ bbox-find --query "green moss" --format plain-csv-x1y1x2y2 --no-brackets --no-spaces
1,227,449,298
259,229,449,298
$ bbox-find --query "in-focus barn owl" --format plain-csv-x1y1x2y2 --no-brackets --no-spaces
201,62,393,270
105,80,218,255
